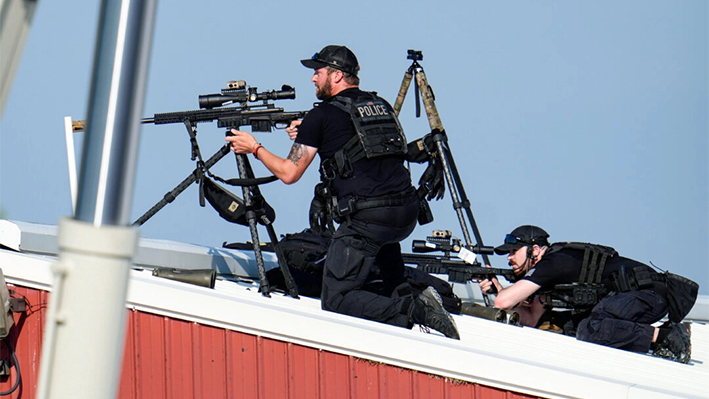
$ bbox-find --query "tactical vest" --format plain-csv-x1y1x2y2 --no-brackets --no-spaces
320,93,407,180
540,242,620,311
539,242,696,323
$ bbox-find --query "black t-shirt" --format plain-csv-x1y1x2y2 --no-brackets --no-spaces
523,248,662,295
296,88,412,199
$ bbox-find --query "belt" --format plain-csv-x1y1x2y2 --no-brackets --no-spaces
335,187,417,217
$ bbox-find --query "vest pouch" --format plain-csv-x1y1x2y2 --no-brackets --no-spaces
612,266,632,292
405,135,433,163
334,150,353,178
572,284,603,307
417,199,434,225
664,272,699,323
632,266,654,289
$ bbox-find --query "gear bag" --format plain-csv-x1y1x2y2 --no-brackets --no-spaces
275,229,331,275
663,272,699,323
201,177,246,224
201,177,275,226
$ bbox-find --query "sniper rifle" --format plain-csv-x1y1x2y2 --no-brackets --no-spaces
73,80,307,299
143,80,307,133
130,80,308,226
137,80,307,299
402,230,519,286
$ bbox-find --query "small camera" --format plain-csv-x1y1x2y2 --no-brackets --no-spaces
407,49,423,61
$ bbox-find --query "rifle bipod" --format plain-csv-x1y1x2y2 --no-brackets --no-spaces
394,49,494,306
132,119,298,299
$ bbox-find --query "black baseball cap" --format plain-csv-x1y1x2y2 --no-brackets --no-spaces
301,45,359,76
494,225,550,255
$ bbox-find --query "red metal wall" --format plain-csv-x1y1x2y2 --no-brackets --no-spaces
1,285,542,399
0,285,46,398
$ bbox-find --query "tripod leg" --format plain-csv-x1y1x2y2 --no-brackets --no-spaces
133,144,231,226
413,67,445,132
433,137,474,246
236,154,299,298
433,138,494,307
235,153,271,297
413,69,474,245
442,143,491,267
413,66,494,306
393,70,413,115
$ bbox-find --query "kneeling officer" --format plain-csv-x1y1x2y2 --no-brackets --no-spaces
227,45,459,339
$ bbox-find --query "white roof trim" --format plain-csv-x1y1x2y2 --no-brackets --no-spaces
2,245,707,399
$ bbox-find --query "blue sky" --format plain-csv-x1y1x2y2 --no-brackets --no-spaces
1,1,707,293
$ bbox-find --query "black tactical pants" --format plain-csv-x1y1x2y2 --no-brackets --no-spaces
576,289,668,352
321,197,419,328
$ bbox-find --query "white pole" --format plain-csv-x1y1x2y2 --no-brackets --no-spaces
63,116,78,214
36,218,138,398
36,0,157,398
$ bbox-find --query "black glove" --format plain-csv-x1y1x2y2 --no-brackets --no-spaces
309,183,335,235
418,157,445,201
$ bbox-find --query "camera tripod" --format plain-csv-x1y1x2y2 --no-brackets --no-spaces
394,50,494,305
133,119,299,298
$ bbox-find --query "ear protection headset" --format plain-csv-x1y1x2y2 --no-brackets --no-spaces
523,226,538,272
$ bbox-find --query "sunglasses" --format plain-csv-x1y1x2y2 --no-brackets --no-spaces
311,52,340,70
504,234,530,245
310,52,355,75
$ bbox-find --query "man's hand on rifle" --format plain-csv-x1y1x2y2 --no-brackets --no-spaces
225,125,317,185
226,129,258,155
285,120,302,141
477,266,504,295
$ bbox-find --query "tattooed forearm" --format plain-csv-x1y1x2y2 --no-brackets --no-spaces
287,143,305,165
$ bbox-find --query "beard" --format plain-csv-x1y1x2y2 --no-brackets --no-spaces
511,263,526,276
510,256,532,276
315,77,333,100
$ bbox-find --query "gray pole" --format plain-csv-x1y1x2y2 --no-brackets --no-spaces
76,0,156,226
36,0,156,398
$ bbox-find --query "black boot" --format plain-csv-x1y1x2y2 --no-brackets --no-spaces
410,287,460,340
651,321,691,364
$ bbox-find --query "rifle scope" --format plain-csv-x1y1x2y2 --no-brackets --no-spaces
412,239,494,255
199,84,296,110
